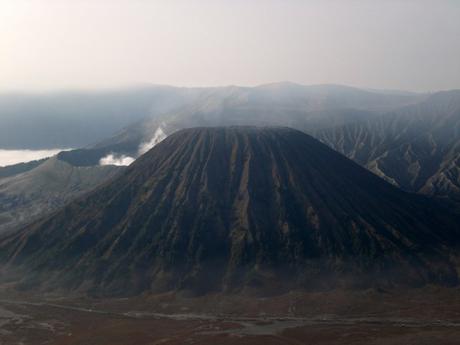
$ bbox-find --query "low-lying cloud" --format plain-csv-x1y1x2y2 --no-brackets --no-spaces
0,149,68,167
99,127,167,166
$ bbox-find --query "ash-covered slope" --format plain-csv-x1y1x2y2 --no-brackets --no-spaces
1,127,459,295
0,157,122,234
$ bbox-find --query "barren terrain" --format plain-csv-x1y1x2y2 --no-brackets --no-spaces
1,287,460,344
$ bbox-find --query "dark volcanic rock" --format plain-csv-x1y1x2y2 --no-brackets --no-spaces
1,127,459,295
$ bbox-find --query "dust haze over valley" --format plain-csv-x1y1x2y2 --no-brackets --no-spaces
1,1,460,345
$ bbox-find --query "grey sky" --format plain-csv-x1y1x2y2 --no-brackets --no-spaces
1,0,459,92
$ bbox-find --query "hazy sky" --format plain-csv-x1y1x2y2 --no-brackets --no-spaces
1,0,459,92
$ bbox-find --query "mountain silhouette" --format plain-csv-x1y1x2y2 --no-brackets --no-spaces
1,127,459,295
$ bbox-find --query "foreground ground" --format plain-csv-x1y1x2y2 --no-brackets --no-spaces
1,287,460,344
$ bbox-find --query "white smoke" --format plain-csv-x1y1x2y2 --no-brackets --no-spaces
99,126,167,166
99,154,135,166
138,127,167,155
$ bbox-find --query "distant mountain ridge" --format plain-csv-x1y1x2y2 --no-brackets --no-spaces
317,90,460,201
0,85,198,149
58,83,425,166
1,127,459,295
0,159,46,179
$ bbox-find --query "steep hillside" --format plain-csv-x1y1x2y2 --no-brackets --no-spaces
1,127,459,295
317,91,460,200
